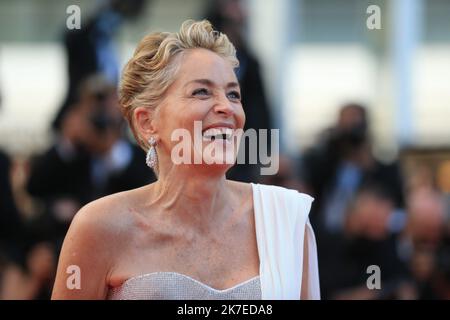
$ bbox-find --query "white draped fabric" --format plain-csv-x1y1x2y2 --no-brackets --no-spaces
251,183,321,300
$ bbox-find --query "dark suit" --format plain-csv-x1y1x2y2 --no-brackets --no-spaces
0,150,24,260
26,140,155,250
53,10,121,132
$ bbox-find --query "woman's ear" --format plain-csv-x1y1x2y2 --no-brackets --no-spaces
133,107,158,140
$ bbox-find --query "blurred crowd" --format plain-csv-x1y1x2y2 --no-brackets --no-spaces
1,0,449,300
0,0,155,299
263,103,450,299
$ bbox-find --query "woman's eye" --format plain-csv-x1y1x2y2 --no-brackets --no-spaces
227,91,241,100
192,88,210,96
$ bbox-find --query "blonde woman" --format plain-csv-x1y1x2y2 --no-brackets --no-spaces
51,20,320,300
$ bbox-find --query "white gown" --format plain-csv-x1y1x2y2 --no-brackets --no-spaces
107,183,320,300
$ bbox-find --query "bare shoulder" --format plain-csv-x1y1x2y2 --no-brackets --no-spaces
226,179,253,206
52,185,151,299
70,185,150,243
226,179,252,193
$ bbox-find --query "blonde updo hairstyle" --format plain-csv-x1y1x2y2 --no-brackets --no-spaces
119,19,239,157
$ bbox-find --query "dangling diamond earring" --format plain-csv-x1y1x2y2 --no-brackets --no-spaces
146,137,158,169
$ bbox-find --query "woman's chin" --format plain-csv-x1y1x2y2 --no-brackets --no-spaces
201,155,236,167
196,152,237,175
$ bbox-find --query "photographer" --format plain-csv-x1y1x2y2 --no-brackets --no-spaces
299,103,406,298
26,75,156,252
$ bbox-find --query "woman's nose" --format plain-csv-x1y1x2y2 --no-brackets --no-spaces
213,94,234,115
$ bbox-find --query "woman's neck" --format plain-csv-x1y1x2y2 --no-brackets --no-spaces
149,167,233,232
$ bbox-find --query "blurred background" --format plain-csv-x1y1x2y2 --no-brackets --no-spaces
0,0,449,299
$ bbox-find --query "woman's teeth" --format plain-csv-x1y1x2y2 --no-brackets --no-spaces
202,127,233,141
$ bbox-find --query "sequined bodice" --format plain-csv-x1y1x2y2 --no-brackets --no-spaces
107,272,262,300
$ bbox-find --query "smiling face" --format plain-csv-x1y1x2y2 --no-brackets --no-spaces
135,48,246,176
